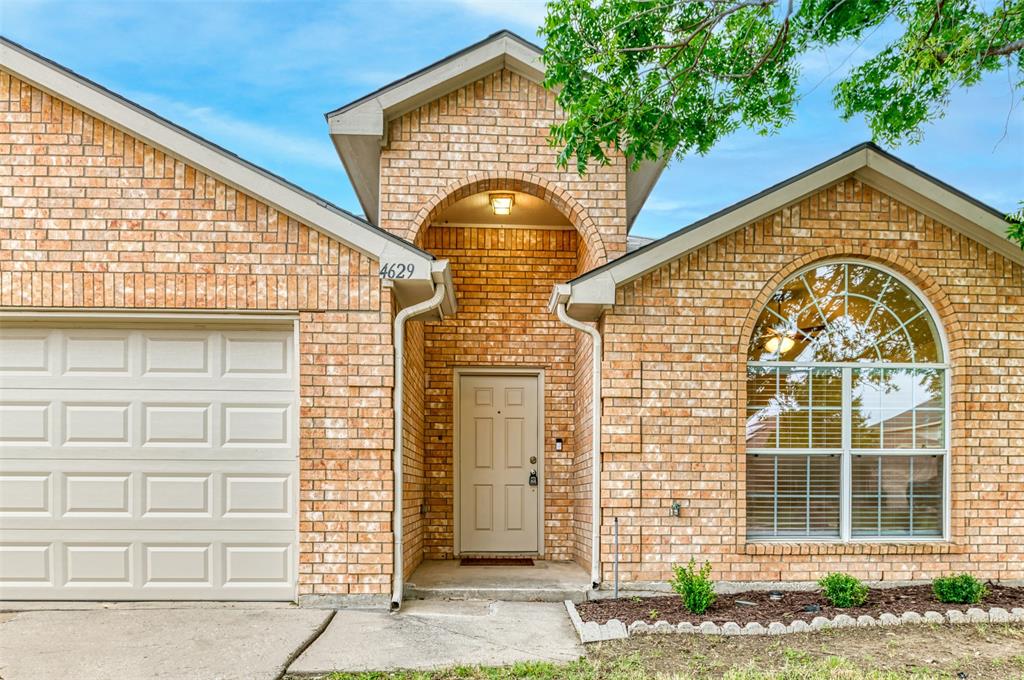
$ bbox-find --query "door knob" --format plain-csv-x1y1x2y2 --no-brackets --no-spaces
528,469,538,486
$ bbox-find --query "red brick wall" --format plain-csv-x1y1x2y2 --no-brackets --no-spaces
601,178,1024,583
0,70,396,599
419,225,582,560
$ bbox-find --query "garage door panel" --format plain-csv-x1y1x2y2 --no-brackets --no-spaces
0,391,294,456
0,531,295,600
1,327,294,392
0,329,51,373
0,460,296,530
0,402,50,444
0,323,298,601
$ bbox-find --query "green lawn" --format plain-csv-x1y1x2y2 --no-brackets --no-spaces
313,623,1024,680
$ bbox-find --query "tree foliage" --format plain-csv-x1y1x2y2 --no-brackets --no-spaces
540,0,1024,245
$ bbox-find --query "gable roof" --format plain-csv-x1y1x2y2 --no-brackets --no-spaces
326,30,665,229
552,142,1021,321
0,35,432,265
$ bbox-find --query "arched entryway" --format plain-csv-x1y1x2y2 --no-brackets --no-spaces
398,176,601,595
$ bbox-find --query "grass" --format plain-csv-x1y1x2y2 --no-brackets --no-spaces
309,624,1024,680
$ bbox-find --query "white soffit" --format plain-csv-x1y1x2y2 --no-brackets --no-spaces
0,36,431,266
564,143,1021,319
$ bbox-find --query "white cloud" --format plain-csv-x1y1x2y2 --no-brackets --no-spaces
642,197,689,213
126,91,339,170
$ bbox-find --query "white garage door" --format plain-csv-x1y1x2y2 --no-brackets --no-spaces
0,321,299,600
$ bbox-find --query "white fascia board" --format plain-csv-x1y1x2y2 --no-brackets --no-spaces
327,35,544,134
0,39,425,263
564,144,1022,316
595,148,868,292
330,133,381,224
858,151,1023,266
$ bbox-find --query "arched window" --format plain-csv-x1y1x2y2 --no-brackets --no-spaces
745,262,947,541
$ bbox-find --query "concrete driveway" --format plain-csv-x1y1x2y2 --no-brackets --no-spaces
0,602,331,680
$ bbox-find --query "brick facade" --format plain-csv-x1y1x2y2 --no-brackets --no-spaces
601,178,1024,583
0,70,396,598
378,68,627,571
5,45,1022,605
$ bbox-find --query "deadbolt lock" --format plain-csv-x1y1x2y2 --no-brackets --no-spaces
529,456,537,464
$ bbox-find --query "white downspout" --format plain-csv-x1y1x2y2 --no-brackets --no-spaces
391,282,447,610
555,302,602,589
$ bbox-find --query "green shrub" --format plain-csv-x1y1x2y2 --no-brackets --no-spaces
818,572,868,608
933,573,988,604
669,558,716,615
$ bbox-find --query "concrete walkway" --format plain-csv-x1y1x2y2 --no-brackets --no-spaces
288,600,584,674
406,559,591,602
0,602,331,680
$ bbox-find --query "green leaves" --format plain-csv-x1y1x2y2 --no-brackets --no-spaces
540,0,1024,246
542,0,799,172
932,573,988,604
818,572,869,608
669,558,717,614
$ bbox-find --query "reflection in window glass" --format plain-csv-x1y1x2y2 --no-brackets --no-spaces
746,262,947,542
851,369,944,450
747,263,942,364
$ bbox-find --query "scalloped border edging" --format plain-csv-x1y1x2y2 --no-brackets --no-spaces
564,601,1024,643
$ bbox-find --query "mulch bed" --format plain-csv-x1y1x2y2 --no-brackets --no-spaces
577,583,1024,626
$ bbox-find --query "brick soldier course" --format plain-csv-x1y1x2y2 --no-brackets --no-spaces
1,31,1021,606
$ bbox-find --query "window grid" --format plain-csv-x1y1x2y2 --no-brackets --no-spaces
747,364,947,541
746,262,949,543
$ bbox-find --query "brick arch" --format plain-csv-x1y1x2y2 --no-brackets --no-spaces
409,172,609,264
734,246,967,543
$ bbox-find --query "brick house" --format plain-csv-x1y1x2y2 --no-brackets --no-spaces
1,32,1021,607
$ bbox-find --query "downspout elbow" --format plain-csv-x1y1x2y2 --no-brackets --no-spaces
391,282,447,611
554,302,602,590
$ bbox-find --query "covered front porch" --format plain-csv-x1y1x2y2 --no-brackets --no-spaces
393,180,607,605
405,559,591,603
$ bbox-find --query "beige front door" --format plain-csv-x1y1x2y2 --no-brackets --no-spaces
458,373,540,553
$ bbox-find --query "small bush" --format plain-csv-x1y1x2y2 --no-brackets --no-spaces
669,558,716,614
933,573,988,604
818,572,868,608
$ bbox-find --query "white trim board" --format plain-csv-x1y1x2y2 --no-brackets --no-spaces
560,144,1021,321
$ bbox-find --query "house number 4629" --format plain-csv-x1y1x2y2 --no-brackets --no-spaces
378,263,416,279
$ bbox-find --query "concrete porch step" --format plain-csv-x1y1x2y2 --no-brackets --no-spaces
404,559,592,603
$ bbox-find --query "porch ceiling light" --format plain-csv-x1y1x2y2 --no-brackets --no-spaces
489,193,515,216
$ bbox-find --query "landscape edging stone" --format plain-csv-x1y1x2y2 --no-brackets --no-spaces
564,601,1024,643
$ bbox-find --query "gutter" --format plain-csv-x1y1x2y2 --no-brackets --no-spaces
390,281,449,610
550,285,603,589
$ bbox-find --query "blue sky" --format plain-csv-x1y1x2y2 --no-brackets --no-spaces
4,0,1021,238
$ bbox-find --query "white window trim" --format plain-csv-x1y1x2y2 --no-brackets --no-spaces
745,260,951,544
